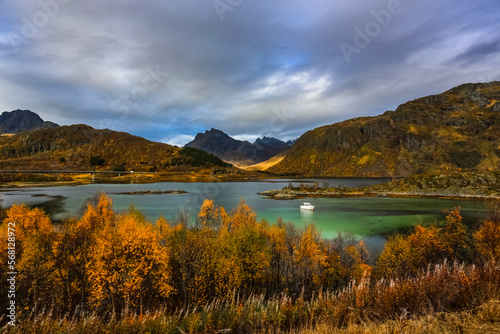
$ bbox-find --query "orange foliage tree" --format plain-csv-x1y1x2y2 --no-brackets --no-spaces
474,204,500,262
441,207,470,261
2,205,57,313
408,225,445,267
329,232,371,286
376,234,414,279
214,200,270,296
53,193,116,315
87,207,173,316
295,225,327,291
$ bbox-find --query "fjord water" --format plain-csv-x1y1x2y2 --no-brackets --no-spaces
0,178,487,254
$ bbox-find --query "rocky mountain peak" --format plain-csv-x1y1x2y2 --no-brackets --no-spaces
186,129,292,166
0,109,59,134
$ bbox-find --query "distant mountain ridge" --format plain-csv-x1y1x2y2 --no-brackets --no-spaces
185,128,293,165
269,81,500,177
254,137,292,150
0,109,59,134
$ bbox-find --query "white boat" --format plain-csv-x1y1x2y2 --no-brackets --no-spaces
300,202,314,211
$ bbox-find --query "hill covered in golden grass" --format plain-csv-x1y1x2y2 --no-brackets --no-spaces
0,124,232,173
239,151,287,171
270,81,500,177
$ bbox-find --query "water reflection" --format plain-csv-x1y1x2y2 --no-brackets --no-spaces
300,209,314,218
31,195,66,219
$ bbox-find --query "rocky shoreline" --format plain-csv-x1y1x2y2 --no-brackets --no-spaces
259,172,500,200
258,188,500,200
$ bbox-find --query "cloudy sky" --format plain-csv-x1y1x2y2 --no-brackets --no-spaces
1,0,499,146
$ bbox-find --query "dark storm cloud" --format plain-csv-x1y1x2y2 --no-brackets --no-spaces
0,0,499,146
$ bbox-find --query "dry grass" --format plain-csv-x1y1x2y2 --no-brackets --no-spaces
240,152,286,171
296,300,500,334
3,299,499,333
3,263,498,333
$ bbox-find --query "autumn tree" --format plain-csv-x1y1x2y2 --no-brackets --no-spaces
407,225,445,267
474,204,500,262
51,217,87,315
87,208,172,316
213,200,270,297
168,221,217,309
330,232,371,285
2,205,58,314
7,192,492,325
262,219,298,294
376,234,414,279
197,199,222,230
441,207,470,261
223,199,256,230
294,225,328,295
54,193,116,315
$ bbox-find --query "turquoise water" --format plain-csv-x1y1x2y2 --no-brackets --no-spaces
0,178,488,255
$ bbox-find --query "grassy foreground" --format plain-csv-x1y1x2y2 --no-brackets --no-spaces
3,274,499,333
301,300,500,334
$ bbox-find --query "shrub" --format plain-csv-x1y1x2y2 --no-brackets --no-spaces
474,204,500,262
448,149,482,168
90,156,105,166
179,147,231,167
113,164,126,172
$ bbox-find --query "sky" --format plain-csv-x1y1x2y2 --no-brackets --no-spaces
0,0,499,146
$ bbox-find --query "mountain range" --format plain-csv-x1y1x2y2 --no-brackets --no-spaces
1,81,499,178
185,128,293,166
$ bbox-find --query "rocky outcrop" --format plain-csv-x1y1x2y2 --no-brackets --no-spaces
0,109,59,134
